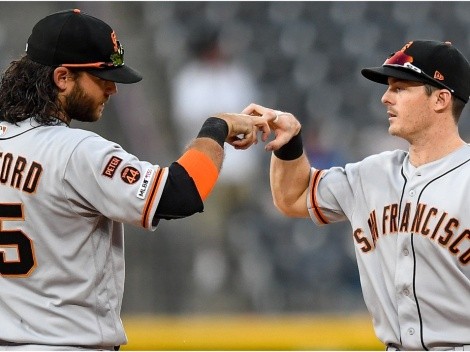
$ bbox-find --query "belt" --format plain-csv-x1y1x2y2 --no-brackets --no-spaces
0,341,117,351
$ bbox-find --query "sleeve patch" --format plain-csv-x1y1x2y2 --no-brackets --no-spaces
102,156,122,178
121,166,141,184
136,168,155,199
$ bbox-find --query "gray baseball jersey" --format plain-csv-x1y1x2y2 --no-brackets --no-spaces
0,118,168,347
307,146,470,350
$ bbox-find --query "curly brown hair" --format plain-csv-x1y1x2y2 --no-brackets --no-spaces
0,55,63,125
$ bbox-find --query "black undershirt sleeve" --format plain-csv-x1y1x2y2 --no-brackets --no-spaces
152,162,204,225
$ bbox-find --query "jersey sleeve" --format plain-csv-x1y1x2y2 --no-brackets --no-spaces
307,164,359,226
63,135,167,230
308,150,407,226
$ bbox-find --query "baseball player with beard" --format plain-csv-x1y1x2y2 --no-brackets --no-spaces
243,40,470,350
0,9,269,351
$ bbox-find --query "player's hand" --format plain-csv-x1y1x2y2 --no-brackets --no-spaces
241,103,301,152
214,112,271,150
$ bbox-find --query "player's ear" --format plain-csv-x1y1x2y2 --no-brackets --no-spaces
434,89,453,113
53,67,72,91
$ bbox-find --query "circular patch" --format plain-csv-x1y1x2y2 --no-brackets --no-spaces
121,166,140,184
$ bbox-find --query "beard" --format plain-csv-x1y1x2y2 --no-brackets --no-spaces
64,82,101,123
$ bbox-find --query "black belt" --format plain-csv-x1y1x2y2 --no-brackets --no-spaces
0,340,118,351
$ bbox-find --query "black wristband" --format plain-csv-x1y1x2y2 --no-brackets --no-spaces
273,130,304,160
196,117,229,148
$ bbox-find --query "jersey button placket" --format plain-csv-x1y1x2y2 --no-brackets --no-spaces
395,176,422,349
395,243,418,347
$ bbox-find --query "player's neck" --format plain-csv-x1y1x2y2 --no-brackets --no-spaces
54,113,71,126
408,133,465,167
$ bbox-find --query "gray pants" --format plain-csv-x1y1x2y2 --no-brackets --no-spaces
0,342,117,351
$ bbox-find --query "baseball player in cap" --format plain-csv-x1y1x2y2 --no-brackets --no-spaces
0,9,269,350
242,40,470,350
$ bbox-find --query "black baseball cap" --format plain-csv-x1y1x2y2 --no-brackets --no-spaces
26,9,142,84
361,40,470,103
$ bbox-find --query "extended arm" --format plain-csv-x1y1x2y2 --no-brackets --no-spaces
243,103,311,218
154,113,270,222
270,150,311,218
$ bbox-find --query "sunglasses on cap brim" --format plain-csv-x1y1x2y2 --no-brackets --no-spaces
383,51,455,94
59,41,124,69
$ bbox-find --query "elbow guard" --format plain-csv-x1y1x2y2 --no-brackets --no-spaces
176,148,219,200
153,162,204,221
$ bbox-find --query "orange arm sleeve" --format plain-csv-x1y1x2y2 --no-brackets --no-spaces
177,149,219,201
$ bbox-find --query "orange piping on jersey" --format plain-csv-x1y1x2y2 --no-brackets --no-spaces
142,168,165,228
177,149,219,201
310,169,329,225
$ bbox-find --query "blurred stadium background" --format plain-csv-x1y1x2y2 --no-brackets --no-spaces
2,1,470,350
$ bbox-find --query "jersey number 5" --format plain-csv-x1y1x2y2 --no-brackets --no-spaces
0,203,36,277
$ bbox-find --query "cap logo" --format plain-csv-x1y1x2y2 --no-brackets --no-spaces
434,71,445,81
400,41,413,52
111,31,119,52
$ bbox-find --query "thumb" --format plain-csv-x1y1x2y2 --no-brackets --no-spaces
264,132,293,152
